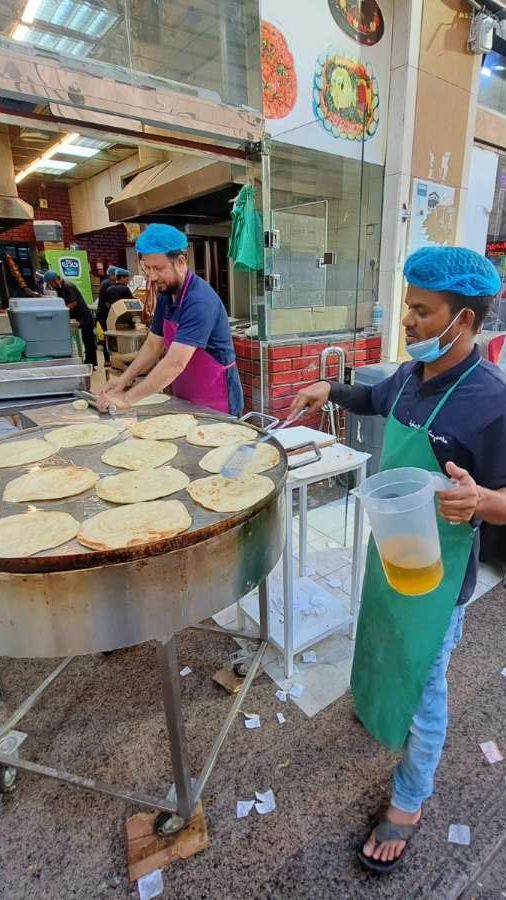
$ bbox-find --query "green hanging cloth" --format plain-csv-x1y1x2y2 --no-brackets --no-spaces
229,185,263,272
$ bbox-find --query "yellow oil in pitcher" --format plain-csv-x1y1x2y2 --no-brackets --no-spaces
380,536,443,596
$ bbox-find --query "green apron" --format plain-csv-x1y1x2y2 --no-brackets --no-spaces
350,360,480,750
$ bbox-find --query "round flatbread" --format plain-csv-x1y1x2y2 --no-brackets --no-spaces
96,467,189,504
0,510,79,558
199,442,280,475
133,394,170,407
186,423,257,448
4,466,98,502
187,474,274,513
77,500,192,551
101,438,177,471
132,414,197,441
44,423,119,449
0,438,57,469
72,399,89,411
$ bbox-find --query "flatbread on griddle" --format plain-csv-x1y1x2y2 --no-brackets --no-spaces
186,423,257,448
0,510,79,557
132,414,196,441
199,442,280,475
77,500,191,551
101,438,177,470
96,467,189,504
0,438,57,469
44,423,119,449
133,394,170,406
4,466,98,502
187,473,274,513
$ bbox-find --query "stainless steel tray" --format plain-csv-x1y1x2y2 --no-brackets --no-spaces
0,364,92,400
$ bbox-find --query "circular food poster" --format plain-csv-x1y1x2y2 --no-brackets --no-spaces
313,50,379,142
262,20,297,119
328,0,384,46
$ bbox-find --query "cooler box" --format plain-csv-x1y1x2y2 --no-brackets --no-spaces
8,297,72,358
348,362,399,475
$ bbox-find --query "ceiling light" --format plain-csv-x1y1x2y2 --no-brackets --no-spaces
34,159,77,172
15,132,80,183
58,144,102,158
21,0,43,25
12,24,29,41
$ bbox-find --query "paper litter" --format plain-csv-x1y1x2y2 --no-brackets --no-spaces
275,690,287,702
138,869,164,900
243,713,261,729
326,574,344,589
236,800,255,819
304,566,317,576
179,666,192,677
501,667,506,677
276,712,286,725
289,683,304,699
448,824,471,846
479,740,504,764
255,789,276,815
302,651,317,664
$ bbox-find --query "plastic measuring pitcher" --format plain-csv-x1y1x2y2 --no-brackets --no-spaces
354,467,453,597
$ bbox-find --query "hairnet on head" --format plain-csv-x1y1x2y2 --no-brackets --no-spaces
404,246,501,297
136,224,188,255
115,267,130,277
43,270,59,283
106,265,117,276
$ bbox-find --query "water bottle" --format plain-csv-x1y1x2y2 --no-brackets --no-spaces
372,300,384,334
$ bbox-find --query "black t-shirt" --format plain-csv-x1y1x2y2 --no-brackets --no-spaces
57,281,92,324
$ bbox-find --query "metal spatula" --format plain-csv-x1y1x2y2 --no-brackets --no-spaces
220,410,305,480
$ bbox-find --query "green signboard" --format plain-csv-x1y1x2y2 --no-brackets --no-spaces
45,249,93,305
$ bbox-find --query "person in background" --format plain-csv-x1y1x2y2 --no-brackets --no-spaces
97,224,243,415
104,268,133,306
43,270,97,367
290,246,506,874
97,265,116,308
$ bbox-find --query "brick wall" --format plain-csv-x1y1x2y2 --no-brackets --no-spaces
233,335,382,431
0,183,130,275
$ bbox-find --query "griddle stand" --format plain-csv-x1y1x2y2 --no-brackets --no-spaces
0,582,270,835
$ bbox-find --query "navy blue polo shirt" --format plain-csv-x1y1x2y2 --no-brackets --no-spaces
151,273,235,365
150,273,243,416
329,347,506,603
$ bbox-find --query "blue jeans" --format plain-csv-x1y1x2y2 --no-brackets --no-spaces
391,605,466,814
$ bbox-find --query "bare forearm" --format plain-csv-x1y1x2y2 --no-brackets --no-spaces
115,340,162,388
125,357,185,404
477,487,506,525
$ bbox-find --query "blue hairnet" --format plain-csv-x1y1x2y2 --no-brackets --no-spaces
404,246,501,297
136,224,188,255
43,270,59,283
115,267,130,277
106,265,117,276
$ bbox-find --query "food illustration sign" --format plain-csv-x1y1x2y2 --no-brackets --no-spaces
260,0,392,165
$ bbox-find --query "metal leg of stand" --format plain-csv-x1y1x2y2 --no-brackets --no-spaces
349,461,367,640
299,483,308,578
258,578,269,642
156,636,194,821
283,482,295,678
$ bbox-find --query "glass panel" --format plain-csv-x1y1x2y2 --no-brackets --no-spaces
1,0,262,111
271,201,327,309
479,50,506,115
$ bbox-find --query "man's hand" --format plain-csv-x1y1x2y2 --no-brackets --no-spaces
289,381,331,418
438,461,480,523
101,376,124,395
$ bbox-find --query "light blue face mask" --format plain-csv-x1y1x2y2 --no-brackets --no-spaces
406,310,465,363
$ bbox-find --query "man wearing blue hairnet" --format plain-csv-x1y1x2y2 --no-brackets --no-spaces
291,246,506,874
98,224,243,415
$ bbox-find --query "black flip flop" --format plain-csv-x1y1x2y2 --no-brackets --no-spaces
357,814,422,874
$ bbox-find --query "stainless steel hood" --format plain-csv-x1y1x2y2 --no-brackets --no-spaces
107,155,246,223
0,127,33,233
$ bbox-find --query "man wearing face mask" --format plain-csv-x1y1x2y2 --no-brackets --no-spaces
290,246,506,874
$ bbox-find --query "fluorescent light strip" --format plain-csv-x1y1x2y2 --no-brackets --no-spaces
12,24,29,40
15,132,80,183
21,0,43,24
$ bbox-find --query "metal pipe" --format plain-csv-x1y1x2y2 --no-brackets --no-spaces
156,637,194,821
319,346,346,383
0,753,180,814
192,640,268,805
190,623,261,642
0,656,74,739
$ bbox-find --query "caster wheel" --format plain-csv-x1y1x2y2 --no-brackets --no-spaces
233,663,249,678
154,811,186,837
0,765,17,793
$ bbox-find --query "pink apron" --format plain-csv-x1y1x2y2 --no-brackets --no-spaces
162,272,234,414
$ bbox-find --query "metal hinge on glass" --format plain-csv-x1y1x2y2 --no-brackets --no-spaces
264,274,281,291
318,252,337,268
264,230,280,250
